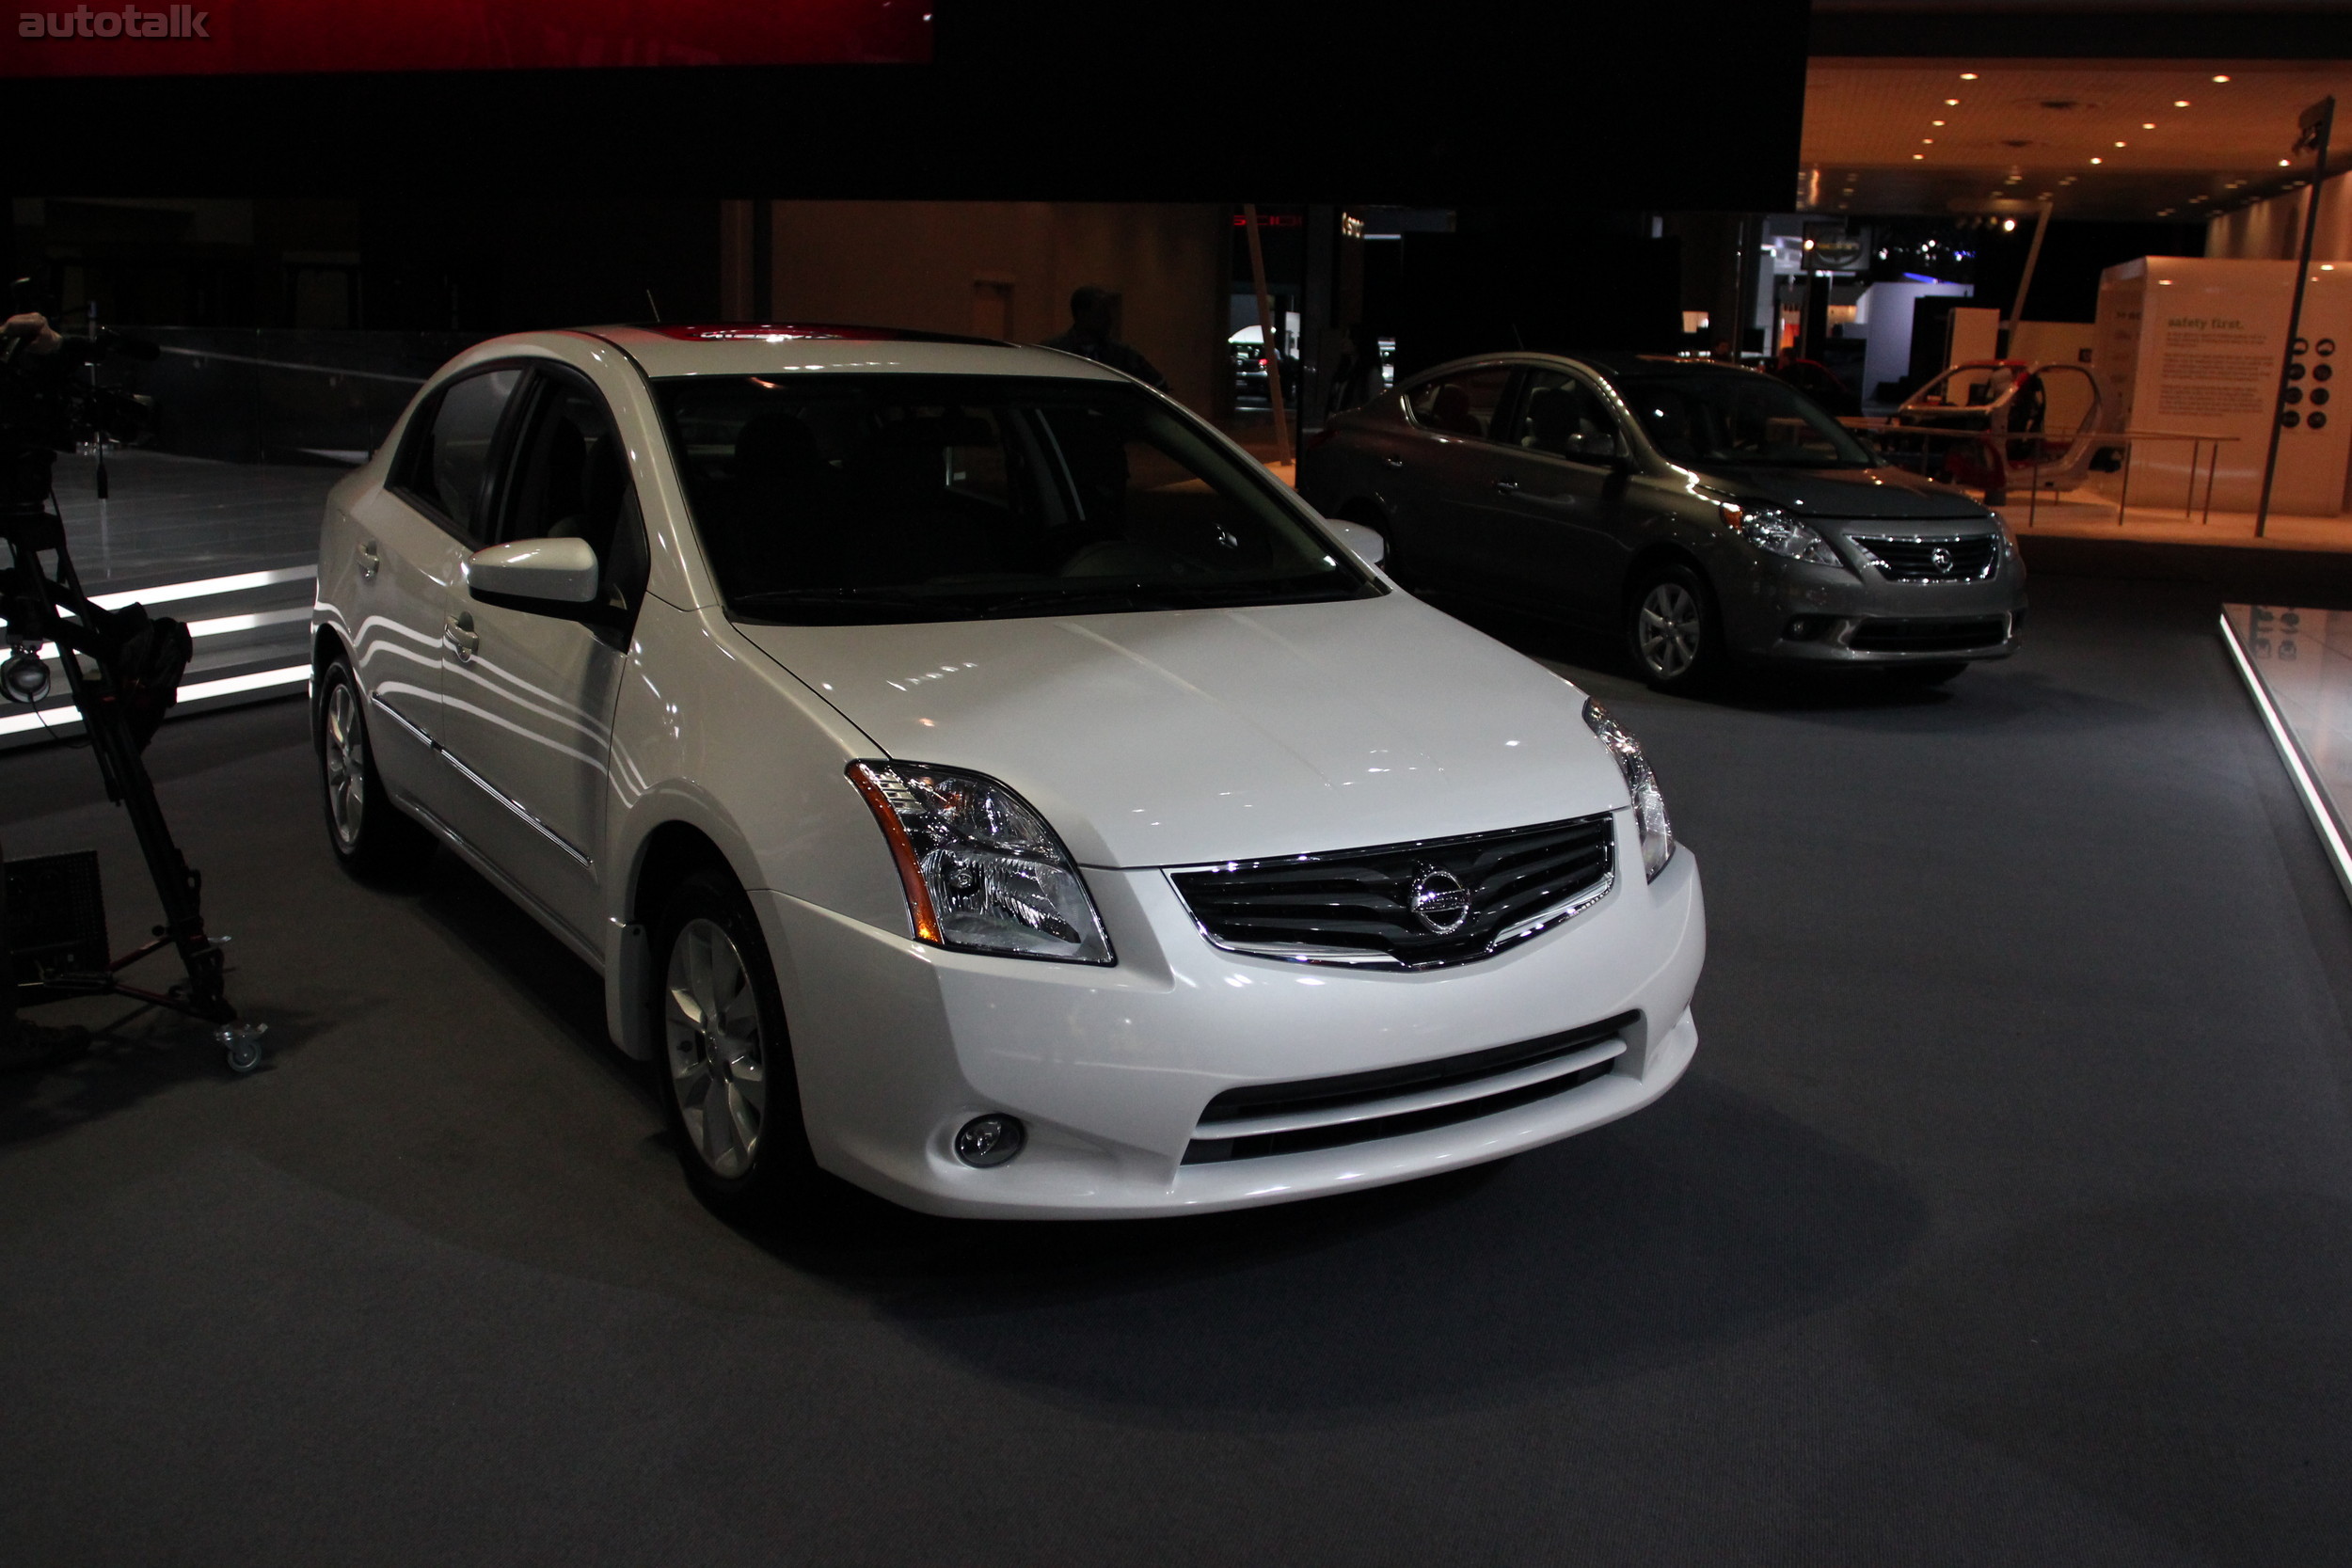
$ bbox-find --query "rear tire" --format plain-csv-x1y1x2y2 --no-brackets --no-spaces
1625,561,1724,691
314,655,433,880
651,868,823,1217
1888,660,1967,689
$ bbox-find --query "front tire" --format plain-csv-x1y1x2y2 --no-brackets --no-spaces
314,655,432,879
651,869,821,1214
1626,562,1724,691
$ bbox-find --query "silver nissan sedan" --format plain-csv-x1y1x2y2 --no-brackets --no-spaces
1299,352,2027,689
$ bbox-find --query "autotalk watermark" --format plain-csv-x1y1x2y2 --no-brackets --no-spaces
18,6,210,39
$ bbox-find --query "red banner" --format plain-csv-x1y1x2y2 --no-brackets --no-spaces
2,0,930,75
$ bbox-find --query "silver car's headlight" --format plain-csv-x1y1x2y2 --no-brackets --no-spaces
1721,502,1845,567
849,760,1114,964
1581,701,1675,880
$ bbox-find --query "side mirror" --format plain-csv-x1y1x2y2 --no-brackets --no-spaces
466,536,599,607
1327,518,1388,567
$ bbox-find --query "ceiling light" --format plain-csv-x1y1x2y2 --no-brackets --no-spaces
2090,157,2103,165
1960,71,1979,80
2213,74,2230,83
1932,119,1947,126
2115,141,2128,148
1946,98,1960,106
2003,218,2017,231
2281,158,2293,166
1923,137,1935,144
2143,122,2156,130
1914,153,1926,160
2175,100,2191,107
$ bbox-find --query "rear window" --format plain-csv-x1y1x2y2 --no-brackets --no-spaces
655,374,1377,625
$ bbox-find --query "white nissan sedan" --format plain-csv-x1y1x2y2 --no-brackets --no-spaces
310,325,1705,1219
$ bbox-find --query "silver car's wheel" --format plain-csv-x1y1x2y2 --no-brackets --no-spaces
322,679,366,849
664,916,768,1180
317,656,431,878
1637,581,1704,680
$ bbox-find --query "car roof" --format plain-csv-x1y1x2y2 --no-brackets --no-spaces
575,323,1128,383
1407,349,1775,387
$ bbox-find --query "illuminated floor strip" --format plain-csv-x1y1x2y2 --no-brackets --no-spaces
188,606,312,638
88,562,317,611
0,663,309,739
2217,610,2352,907
20,575,315,659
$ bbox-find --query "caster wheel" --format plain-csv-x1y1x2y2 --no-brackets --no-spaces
216,1023,267,1074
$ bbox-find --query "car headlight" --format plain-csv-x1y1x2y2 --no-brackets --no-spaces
1581,700,1675,880
848,761,1114,964
1720,502,1845,567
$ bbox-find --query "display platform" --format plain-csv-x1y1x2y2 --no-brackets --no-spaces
2219,604,2352,903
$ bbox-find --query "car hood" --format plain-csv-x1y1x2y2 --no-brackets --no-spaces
1698,464,1993,522
732,593,1630,869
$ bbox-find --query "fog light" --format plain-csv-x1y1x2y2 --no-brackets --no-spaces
1783,614,1828,641
954,1114,1025,1167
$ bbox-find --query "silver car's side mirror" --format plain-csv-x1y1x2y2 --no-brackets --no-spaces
466,537,600,605
1327,519,1388,568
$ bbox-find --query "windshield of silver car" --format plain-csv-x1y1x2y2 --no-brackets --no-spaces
655,375,1379,624
1615,372,1878,469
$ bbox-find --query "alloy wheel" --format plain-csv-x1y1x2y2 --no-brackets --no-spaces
663,917,768,1180
323,680,366,848
1637,582,1704,680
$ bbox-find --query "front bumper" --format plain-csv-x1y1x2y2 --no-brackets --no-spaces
1718,540,2028,665
757,810,1705,1218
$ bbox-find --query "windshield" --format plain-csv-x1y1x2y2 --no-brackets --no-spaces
1614,371,1877,469
655,374,1376,625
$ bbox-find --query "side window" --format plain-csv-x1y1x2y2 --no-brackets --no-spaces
393,367,524,544
1405,368,1513,439
496,370,650,613
1509,371,1626,462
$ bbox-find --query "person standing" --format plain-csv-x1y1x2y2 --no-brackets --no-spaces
1041,285,1168,391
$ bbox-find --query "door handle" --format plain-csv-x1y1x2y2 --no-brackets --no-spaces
445,612,480,663
1382,455,1406,469
1492,478,1521,493
356,539,380,580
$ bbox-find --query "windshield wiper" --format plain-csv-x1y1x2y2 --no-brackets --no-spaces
728,587,982,622
976,588,1189,618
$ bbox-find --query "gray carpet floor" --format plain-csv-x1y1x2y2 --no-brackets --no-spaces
3,575,2348,1566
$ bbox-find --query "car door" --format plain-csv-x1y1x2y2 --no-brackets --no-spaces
351,364,527,819
1386,365,1517,588
434,364,649,945
1454,368,1632,624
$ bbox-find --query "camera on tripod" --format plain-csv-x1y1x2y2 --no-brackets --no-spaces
0,296,266,1073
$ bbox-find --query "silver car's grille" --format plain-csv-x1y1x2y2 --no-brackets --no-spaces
1851,533,2000,581
1168,815,1615,971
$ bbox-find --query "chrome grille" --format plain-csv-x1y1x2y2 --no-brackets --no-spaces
1851,533,1999,581
1169,814,1615,971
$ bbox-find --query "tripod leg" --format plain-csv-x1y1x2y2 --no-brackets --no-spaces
54,648,235,1024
